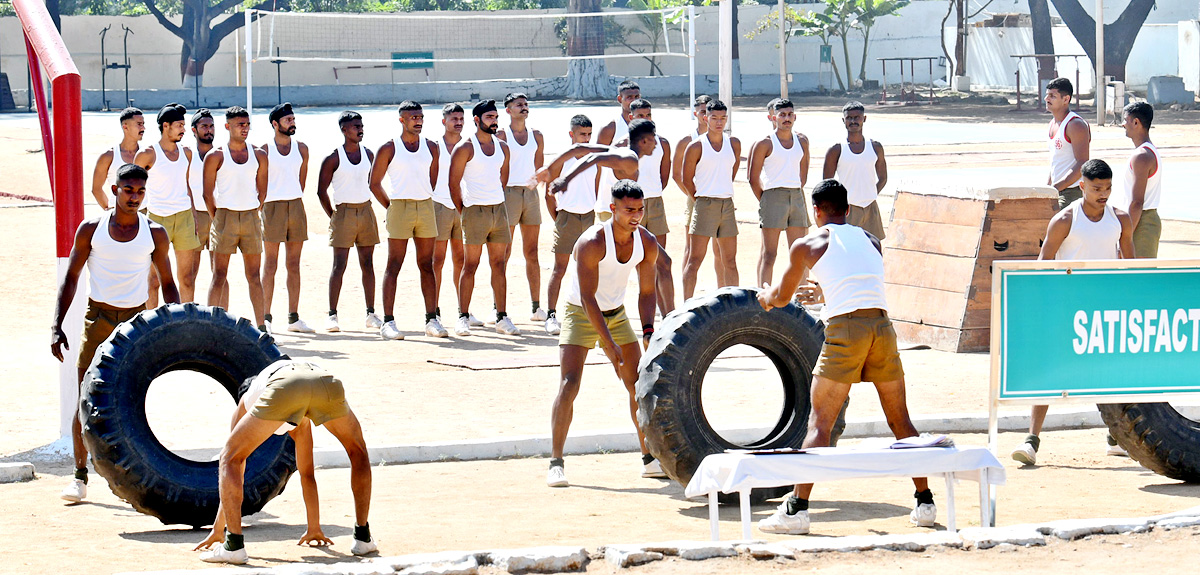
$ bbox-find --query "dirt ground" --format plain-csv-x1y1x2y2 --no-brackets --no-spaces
2,100,1200,574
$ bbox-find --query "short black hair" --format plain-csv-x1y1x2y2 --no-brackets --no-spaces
772,99,794,112
269,102,293,124
119,107,143,123
842,101,865,114
628,118,656,143
442,103,464,116
1123,101,1153,129
115,163,149,184
765,98,780,112
629,98,652,112
503,92,528,107
570,114,592,129
398,101,422,114
611,179,645,201
694,94,712,108
811,179,849,215
706,99,728,113
156,103,187,130
190,108,213,127
1081,159,1113,181
338,111,362,127
617,80,640,96
473,99,498,118
1047,77,1073,98
225,106,249,120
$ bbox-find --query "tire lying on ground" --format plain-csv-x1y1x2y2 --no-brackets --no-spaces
80,303,296,527
1099,403,1200,482
637,287,831,503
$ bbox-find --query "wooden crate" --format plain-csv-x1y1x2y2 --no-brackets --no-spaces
883,187,1059,352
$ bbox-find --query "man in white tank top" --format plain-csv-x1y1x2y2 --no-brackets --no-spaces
1044,77,1091,209
622,99,675,315
258,103,314,334
134,103,202,306
89,107,144,210
756,178,937,535
497,93,548,323
541,114,600,336
749,98,810,287
430,104,479,329
202,106,269,331
188,109,228,308
448,100,520,336
368,101,446,340
1012,159,1135,467
596,80,640,146
547,180,665,488
51,163,180,504
1117,102,1163,259
822,101,888,241
673,95,730,290
681,99,741,300
316,111,381,334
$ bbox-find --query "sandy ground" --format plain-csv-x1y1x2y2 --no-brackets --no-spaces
2,100,1200,573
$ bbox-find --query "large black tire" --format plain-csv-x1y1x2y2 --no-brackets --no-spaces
637,287,829,503
1099,403,1200,482
80,303,297,527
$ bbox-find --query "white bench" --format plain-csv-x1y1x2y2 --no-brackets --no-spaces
684,443,1006,540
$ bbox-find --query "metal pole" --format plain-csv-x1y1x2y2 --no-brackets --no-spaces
778,0,787,99
1095,0,1104,126
275,47,282,105
121,25,132,107
718,0,733,127
98,25,109,111
245,8,253,115
688,5,696,106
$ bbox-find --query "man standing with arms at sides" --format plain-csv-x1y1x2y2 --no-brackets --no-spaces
189,109,227,308
622,98,674,315
596,80,640,146
1113,102,1162,259
1012,159,1135,466
370,101,446,340
823,101,888,241
497,93,547,323
1044,78,1090,209
547,180,663,488
203,106,269,331
542,115,600,335
432,104,481,328
51,163,180,502
749,98,810,287
756,179,937,535
259,103,314,334
449,100,520,337
135,103,202,305
90,107,144,210
317,112,381,334
681,99,740,299
673,95,727,289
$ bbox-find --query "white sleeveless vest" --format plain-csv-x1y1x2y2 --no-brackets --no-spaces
564,220,644,312
87,210,154,308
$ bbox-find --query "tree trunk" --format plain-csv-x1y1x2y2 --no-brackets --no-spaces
954,0,967,76
566,59,612,99
564,0,610,99
1029,0,1056,80
46,0,62,31
858,26,870,82
1049,0,1156,81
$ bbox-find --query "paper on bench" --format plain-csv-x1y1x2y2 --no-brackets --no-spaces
890,434,955,449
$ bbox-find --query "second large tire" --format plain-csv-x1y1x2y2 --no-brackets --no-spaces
81,303,297,527
1099,402,1200,482
637,287,827,502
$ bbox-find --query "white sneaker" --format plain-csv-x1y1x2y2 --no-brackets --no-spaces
380,320,404,340
325,314,341,332
262,319,273,335
758,501,810,535
1107,443,1129,457
455,316,471,336
1011,442,1037,466
200,545,248,564
350,537,378,556
466,313,484,327
911,502,937,527
496,316,521,335
365,312,383,329
547,465,569,488
425,317,449,338
61,478,86,502
287,318,315,333
642,458,667,478
544,314,561,335
531,308,548,322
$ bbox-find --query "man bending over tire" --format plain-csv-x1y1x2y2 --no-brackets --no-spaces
755,179,936,535
194,359,375,564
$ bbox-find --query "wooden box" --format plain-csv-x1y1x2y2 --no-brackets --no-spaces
883,187,1059,352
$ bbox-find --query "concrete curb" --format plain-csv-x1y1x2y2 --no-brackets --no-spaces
0,462,35,483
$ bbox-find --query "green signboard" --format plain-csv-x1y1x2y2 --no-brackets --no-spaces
819,45,832,64
998,265,1200,399
392,51,434,70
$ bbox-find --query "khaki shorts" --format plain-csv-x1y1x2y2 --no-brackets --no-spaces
386,198,438,240
249,362,350,427
78,299,145,370
814,309,905,384
1058,186,1082,210
462,203,512,245
689,196,738,238
194,210,212,250
212,208,264,255
559,303,638,349
552,210,595,255
262,198,309,243
329,202,380,248
434,202,463,242
682,195,696,227
1132,208,1161,259
504,185,543,226
643,196,669,236
148,209,202,251
847,200,886,240
760,187,811,229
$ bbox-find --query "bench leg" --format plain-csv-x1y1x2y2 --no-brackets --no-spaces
709,492,720,541
944,472,956,532
740,490,752,541
979,468,993,527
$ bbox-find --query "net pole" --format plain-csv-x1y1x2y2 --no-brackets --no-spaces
778,0,787,99
689,5,696,105
719,0,733,124
1094,0,1104,126
245,8,253,115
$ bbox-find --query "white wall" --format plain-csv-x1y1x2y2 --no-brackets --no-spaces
1181,20,1200,93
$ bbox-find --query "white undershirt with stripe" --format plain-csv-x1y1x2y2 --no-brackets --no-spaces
502,126,537,187
1058,199,1121,260
761,132,805,189
145,142,192,216
213,145,260,211
461,136,506,207
432,136,457,209
1113,141,1162,212
564,220,644,312
692,134,735,199
265,139,304,202
1048,111,1086,189
387,137,435,201
556,156,597,215
809,223,888,322
329,145,373,205
835,139,878,208
636,137,665,198
87,210,154,308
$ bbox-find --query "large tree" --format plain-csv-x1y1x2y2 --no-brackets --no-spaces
141,0,275,88
562,0,611,99
1029,0,1056,81
1049,0,1155,81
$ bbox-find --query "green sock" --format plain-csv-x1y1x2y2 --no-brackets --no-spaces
532,301,541,313
288,312,299,324
74,468,88,484
354,523,371,542
786,495,808,515
264,313,273,322
258,324,267,332
425,312,437,322
223,532,244,551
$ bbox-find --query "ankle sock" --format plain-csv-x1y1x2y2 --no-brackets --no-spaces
354,523,371,543
549,457,564,469
366,307,375,315
435,307,442,317
460,311,470,319
384,315,395,323
425,312,437,322
532,301,541,313
497,311,508,322
74,468,88,484
915,489,934,505
329,309,338,317
258,324,267,333
287,312,299,324
1024,434,1041,451
785,495,808,515
223,532,245,551
641,453,655,465
264,313,273,322
547,308,556,318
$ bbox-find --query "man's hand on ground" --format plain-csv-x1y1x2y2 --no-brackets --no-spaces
194,529,223,551
298,527,333,547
